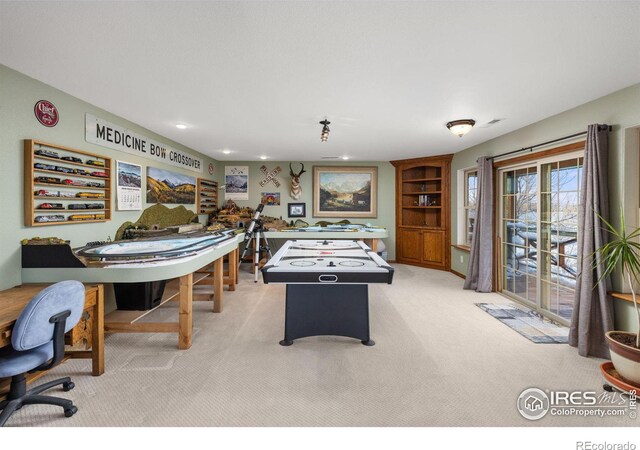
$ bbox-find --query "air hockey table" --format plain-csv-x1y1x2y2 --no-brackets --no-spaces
261,239,394,346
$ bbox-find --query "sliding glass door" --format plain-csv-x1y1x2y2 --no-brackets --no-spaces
499,153,583,324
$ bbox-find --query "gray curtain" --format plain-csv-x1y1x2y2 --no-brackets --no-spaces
464,156,493,292
569,124,613,359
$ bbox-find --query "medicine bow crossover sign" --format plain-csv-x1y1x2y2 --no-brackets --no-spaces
85,114,203,173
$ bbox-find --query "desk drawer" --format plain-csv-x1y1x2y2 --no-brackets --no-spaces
0,325,11,348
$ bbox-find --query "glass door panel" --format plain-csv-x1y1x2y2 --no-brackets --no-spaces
499,155,583,324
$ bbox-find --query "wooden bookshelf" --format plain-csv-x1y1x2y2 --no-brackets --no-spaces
391,154,453,271
196,178,219,215
24,139,112,226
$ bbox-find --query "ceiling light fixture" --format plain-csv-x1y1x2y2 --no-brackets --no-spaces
319,119,331,142
259,155,268,160
341,156,349,160
446,119,475,137
222,150,231,155
175,123,187,129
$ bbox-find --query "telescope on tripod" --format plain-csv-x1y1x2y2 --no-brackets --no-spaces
239,203,273,282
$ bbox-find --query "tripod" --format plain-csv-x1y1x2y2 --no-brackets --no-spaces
239,220,273,283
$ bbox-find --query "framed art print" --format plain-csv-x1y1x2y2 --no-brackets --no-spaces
312,166,377,218
288,202,306,217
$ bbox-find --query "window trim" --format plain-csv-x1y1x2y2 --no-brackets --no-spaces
457,167,478,247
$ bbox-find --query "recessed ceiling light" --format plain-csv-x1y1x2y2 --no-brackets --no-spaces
222,150,231,155
342,156,349,160
175,124,187,129
259,156,268,160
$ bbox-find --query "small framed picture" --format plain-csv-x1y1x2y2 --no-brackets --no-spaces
288,202,306,218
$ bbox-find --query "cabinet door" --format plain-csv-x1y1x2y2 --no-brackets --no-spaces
399,228,422,261
422,230,445,265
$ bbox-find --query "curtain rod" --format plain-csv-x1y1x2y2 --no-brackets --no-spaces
485,125,611,161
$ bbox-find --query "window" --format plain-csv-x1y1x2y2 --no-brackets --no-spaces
463,169,478,246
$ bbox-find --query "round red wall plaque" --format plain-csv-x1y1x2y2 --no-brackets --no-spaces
34,100,59,127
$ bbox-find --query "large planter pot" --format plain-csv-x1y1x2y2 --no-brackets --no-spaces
605,331,640,385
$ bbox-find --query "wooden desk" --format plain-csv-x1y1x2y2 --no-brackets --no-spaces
0,283,104,377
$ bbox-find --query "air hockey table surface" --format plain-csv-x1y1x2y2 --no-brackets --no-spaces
261,240,394,346
261,239,393,284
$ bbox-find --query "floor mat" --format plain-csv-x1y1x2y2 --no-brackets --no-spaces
475,303,569,343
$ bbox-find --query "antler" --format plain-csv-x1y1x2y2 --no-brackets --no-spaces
290,162,306,177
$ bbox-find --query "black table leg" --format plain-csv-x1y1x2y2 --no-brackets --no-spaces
280,284,373,345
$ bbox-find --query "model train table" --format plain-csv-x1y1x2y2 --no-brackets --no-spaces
261,240,394,346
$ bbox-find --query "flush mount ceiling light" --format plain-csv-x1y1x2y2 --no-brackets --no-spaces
446,119,475,137
222,150,231,155
175,123,187,129
341,156,349,160
319,119,331,142
259,155,268,160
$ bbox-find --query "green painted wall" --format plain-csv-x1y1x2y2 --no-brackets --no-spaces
0,64,219,291
215,160,396,259
449,83,640,331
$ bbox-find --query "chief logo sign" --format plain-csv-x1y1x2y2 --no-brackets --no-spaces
34,100,59,127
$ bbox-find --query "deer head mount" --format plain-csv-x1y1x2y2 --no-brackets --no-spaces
289,162,306,200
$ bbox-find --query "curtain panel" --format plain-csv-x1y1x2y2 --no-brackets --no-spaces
464,156,493,293
569,124,613,359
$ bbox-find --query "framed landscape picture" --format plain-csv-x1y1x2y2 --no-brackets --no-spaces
146,166,196,204
312,166,377,218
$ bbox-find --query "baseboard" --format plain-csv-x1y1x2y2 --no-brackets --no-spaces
450,269,466,279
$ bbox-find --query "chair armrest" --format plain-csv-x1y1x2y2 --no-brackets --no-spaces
34,310,71,372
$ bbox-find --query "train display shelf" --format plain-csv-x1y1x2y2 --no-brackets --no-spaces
25,139,112,226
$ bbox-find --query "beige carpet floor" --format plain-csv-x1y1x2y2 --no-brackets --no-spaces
4,264,635,427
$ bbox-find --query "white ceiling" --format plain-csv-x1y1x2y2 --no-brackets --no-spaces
1,1,639,162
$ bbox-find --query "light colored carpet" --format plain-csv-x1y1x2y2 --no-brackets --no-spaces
4,264,635,426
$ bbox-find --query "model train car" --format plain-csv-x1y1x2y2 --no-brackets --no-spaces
86,160,105,167
68,213,105,221
90,171,108,178
85,181,105,188
55,166,75,174
62,179,84,186
34,214,65,223
38,203,64,209
34,189,76,198
34,149,60,159
68,203,104,210
34,163,57,171
76,192,105,199
34,176,62,184
61,156,82,163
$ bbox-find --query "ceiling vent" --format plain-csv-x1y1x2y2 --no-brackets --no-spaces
486,118,504,125
321,156,339,159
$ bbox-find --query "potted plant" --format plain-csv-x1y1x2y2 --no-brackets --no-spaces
595,207,640,384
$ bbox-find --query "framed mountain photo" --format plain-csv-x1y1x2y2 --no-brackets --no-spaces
312,166,377,218
146,166,196,204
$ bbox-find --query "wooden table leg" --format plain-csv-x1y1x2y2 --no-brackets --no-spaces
234,247,239,285
228,248,237,291
91,284,105,376
213,257,224,313
363,238,378,252
179,273,193,349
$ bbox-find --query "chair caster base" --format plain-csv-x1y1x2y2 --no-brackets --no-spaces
64,405,78,417
62,381,75,392
361,339,375,346
279,340,293,346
